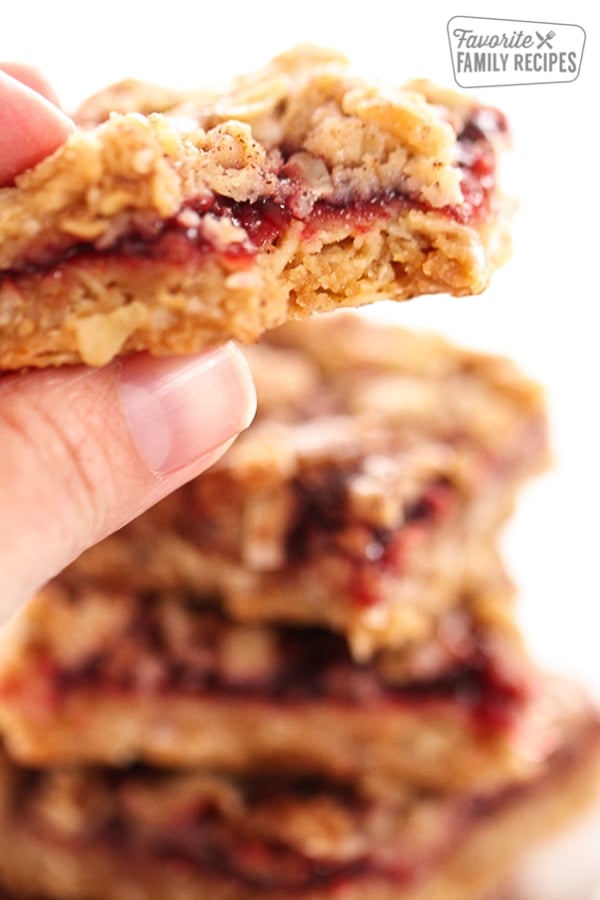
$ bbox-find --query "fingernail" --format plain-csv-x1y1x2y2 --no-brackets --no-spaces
118,345,256,474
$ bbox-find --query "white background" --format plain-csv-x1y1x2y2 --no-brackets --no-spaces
3,1,599,688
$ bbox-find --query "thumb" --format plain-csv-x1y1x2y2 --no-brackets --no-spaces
0,69,73,187
0,345,256,622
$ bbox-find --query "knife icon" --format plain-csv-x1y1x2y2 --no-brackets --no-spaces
536,30,556,49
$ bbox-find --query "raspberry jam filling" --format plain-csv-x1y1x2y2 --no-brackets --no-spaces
16,772,456,893
286,477,454,563
3,106,503,278
178,473,459,607
282,475,458,607
352,480,458,607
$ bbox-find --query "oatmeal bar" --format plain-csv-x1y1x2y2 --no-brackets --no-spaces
0,46,511,369
0,681,597,900
0,574,559,794
69,316,548,657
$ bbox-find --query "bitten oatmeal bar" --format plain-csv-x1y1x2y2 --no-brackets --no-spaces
0,46,510,369
0,572,544,792
68,316,548,657
0,682,597,900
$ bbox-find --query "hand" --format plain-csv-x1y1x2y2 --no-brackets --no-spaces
0,67,257,623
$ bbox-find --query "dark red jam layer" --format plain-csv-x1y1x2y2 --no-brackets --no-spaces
184,472,460,609
284,475,456,572
16,771,456,894
291,474,457,608
3,106,504,278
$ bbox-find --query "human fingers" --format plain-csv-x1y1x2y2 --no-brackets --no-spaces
0,62,62,105
0,69,73,187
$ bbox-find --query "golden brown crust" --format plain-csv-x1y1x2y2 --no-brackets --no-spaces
0,47,511,369
66,315,548,656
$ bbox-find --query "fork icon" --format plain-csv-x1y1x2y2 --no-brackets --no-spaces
536,29,556,48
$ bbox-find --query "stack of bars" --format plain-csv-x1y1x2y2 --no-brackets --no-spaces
0,315,598,899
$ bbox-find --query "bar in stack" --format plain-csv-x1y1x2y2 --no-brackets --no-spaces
0,315,597,899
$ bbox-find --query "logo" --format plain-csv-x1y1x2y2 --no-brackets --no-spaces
447,16,585,87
